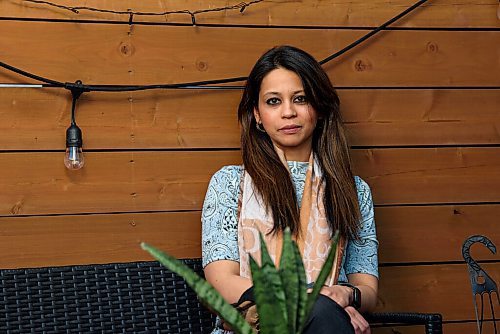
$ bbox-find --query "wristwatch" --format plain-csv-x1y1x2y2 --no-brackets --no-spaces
339,282,361,310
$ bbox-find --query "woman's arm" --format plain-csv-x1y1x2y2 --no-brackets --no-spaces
204,260,252,304
348,273,378,313
345,177,379,313
202,166,250,304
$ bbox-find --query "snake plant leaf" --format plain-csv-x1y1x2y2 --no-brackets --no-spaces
293,239,308,333
249,232,288,334
278,228,299,333
141,242,253,334
298,231,339,334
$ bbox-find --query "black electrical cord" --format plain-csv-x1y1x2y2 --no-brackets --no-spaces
0,60,64,87
319,0,429,65
0,0,429,92
23,0,263,25
68,80,87,124
68,76,248,92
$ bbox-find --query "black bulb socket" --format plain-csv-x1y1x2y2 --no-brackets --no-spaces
66,123,83,148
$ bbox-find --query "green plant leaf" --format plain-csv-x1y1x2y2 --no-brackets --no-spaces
278,228,298,333
250,233,288,334
293,239,308,333
298,231,339,333
141,242,253,334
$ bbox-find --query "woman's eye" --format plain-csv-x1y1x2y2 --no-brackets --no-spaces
294,95,307,104
266,98,281,105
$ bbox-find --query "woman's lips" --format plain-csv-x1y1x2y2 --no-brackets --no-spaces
279,125,301,134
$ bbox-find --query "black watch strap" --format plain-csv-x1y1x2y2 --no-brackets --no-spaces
338,282,361,310
351,286,361,309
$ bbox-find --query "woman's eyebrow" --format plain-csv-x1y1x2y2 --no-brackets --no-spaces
262,89,304,96
262,91,280,96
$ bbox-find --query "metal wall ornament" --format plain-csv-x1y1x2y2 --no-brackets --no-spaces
462,235,499,334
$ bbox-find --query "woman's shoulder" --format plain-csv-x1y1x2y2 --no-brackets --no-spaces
207,165,243,191
354,176,370,191
354,176,372,204
210,165,242,181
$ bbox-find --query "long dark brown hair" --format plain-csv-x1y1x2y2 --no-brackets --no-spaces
238,45,361,239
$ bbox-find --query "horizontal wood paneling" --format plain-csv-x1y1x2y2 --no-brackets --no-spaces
354,147,500,205
1,89,499,150
1,23,499,86
0,212,202,269
372,321,499,334
1,0,498,28
1,148,500,215
343,89,500,147
0,89,241,150
377,263,500,321
1,204,497,268
0,151,241,215
377,205,500,263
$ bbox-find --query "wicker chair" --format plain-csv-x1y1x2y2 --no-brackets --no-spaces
0,259,442,333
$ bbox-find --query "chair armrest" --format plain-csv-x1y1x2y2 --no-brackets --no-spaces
365,312,442,334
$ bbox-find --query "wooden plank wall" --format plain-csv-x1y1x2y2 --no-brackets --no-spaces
0,0,499,332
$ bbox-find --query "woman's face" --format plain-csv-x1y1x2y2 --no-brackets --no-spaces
254,68,318,162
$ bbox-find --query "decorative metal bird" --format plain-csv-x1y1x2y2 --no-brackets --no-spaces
462,235,499,334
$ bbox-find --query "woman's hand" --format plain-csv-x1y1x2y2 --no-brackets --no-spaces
319,285,353,308
320,283,372,334
344,306,370,334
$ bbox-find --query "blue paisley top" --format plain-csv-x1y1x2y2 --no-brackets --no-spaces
201,161,378,282
201,162,378,333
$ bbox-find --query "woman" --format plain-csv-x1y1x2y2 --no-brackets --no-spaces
202,45,378,334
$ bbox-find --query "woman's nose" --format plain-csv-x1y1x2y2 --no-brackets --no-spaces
281,102,297,118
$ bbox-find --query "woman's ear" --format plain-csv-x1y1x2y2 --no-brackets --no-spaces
253,107,261,124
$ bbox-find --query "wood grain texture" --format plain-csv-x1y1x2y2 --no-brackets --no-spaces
377,263,500,322
0,151,241,216
1,204,497,268
343,89,500,147
1,148,500,215
353,147,500,205
1,22,499,86
0,212,202,269
1,0,498,28
0,89,241,150
377,204,500,263
1,89,499,150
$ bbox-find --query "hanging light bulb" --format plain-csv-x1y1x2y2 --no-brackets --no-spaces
65,123,84,170
64,81,85,170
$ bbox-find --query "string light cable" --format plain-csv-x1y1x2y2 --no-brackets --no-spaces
0,0,432,92
22,0,263,26
318,0,430,65
0,0,432,169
